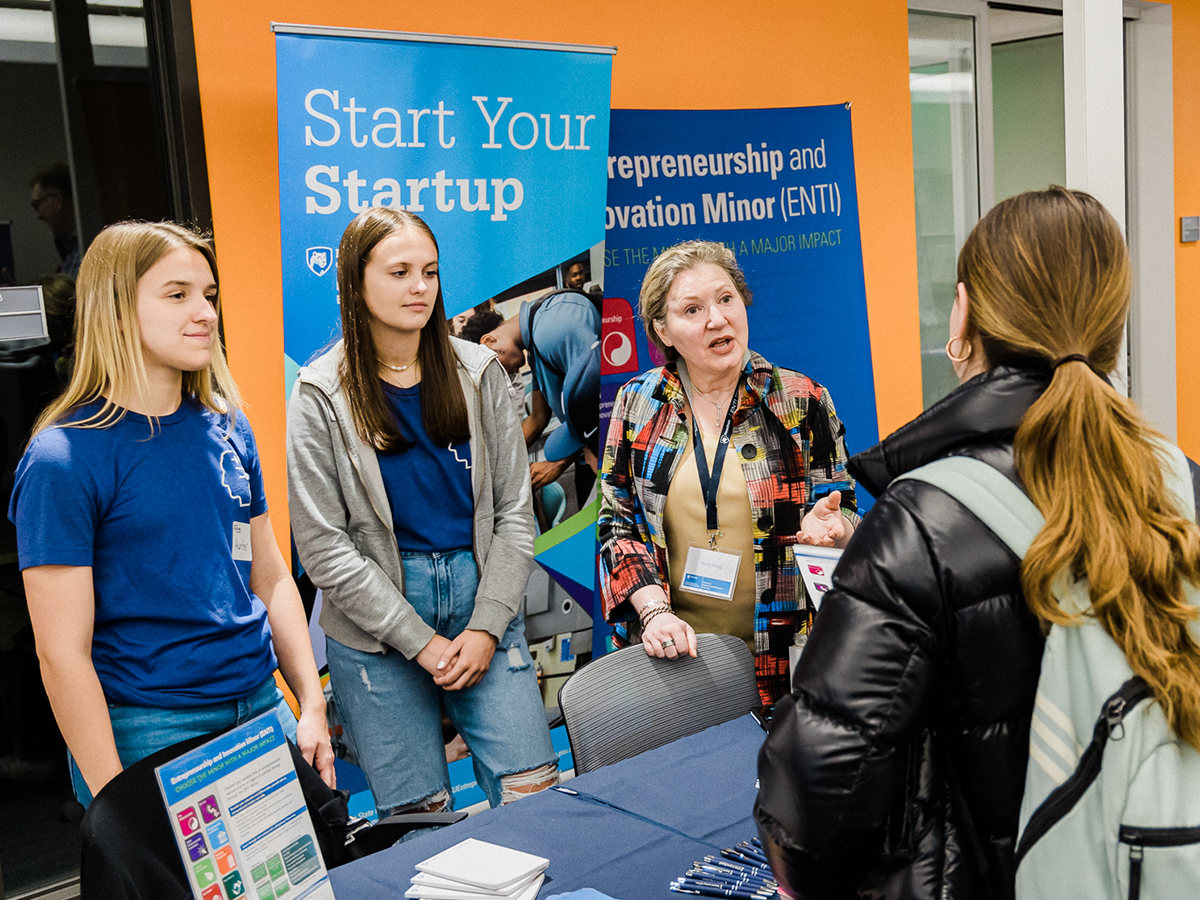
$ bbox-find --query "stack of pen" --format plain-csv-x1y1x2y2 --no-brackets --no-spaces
669,838,778,898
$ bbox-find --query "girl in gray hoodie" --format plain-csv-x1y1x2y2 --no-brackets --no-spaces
287,208,557,816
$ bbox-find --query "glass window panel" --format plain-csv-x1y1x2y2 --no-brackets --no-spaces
909,11,980,408
0,8,55,63
0,8,55,42
88,11,148,67
993,33,1065,202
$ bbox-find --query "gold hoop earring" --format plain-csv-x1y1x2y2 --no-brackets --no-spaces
946,337,972,364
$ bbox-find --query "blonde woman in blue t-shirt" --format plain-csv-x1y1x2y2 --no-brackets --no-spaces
9,222,333,805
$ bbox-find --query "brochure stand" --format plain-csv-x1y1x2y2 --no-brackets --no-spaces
156,710,336,900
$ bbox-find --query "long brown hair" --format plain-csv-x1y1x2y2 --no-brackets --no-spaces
337,207,468,450
959,186,1200,748
32,221,240,437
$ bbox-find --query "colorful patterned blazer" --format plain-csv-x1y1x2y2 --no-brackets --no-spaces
598,351,859,703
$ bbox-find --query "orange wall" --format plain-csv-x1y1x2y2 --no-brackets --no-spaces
1172,0,1200,457
189,1,921,547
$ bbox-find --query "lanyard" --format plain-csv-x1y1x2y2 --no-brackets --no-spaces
680,367,741,548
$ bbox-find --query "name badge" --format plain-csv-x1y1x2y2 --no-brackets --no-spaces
680,546,742,601
232,521,252,562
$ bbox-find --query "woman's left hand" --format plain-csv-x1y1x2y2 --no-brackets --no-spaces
296,705,337,789
434,629,499,691
798,490,852,548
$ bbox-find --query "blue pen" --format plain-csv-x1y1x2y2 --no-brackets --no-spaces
671,884,774,899
675,877,775,894
689,867,777,888
737,841,770,864
670,883,776,899
703,855,763,874
722,849,765,867
690,865,775,881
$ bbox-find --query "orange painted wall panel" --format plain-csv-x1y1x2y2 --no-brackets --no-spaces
188,1,923,545
1171,0,1200,458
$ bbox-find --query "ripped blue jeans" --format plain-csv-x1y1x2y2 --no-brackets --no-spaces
325,548,555,814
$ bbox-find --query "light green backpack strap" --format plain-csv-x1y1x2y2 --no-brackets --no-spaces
893,456,1043,560
1154,439,1197,522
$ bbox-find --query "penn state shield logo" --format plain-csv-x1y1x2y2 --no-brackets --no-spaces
306,247,334,277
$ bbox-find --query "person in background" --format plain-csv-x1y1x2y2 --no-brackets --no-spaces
755,187,1200,899
287,207,557,817
449,299,496,337
598,240,858,704
460,310,519,418
9,221,334,806
461,309,568,531
480,288,600,500
564,260,587,292
29,164,81,278
37,273,77,384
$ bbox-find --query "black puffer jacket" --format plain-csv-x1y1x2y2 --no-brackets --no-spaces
755,366,1052,900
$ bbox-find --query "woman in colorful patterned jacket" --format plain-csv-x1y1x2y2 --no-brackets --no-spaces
598,240,859,703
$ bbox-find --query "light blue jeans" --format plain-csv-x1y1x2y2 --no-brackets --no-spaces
70,676,296,807
325,548,555,815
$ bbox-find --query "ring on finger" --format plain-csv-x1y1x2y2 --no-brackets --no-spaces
661,638,676,649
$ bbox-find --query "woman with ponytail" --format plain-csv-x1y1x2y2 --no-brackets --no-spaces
755,187,1200,900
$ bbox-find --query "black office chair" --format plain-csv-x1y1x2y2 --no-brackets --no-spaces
557,632,759,775
79,728,465,900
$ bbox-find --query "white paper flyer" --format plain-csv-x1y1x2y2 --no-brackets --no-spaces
792,545,843,611
155,709,335,900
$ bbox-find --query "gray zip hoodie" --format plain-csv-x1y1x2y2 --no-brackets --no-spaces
286,337,535,659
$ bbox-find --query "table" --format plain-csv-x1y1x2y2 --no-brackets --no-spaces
327,714,767,899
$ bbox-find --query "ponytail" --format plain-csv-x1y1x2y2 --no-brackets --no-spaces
960,187,1200,749
1016,365,1200,749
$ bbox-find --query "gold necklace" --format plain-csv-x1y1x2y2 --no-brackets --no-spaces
377,355,419,372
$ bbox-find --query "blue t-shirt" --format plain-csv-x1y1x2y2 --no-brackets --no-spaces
519,291,601,423
8,399,276,708
377,381,474,553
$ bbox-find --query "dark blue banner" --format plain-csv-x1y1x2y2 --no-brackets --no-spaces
600,104,878,459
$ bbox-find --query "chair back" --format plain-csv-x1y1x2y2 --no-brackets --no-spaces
558,632,759,775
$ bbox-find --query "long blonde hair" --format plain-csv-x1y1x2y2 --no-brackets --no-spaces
31,221,241,436
959,186,1200,748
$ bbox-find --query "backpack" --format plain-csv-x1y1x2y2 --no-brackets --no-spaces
895,443,1200,900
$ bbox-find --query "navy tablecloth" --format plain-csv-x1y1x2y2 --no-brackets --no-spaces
327,714,767,899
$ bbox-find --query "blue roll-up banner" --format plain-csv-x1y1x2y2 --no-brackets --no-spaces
274,27,613,797
274,25,613,386
601,105,879,460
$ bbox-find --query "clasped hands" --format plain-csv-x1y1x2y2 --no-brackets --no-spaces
417,629,498,691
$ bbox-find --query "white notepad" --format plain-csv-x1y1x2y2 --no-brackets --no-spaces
411,869,542,897
415,838,549,892
407,873,544,900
